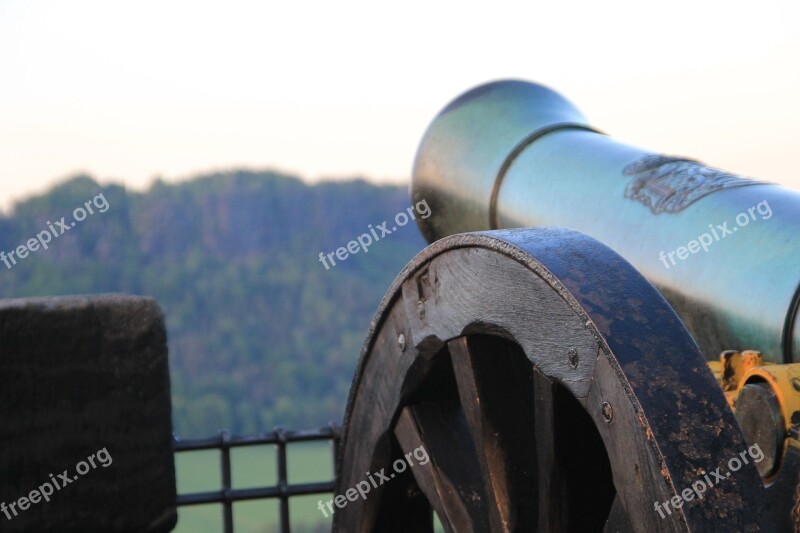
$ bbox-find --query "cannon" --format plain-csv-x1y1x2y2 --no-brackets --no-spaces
334,81,800,532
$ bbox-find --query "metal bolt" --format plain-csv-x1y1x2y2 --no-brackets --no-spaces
398,333,406,352
602,401,614,423
568,348,579,369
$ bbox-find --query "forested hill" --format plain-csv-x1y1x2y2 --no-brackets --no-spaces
0,171,428,436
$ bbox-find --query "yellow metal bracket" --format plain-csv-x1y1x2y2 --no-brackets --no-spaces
709,350,800,480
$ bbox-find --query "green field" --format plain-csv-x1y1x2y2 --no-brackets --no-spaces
174,441,334,533
174,441,445,533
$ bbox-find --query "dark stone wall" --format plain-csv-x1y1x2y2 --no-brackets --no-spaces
0,295,176,532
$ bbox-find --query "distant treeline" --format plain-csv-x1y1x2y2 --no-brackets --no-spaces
0,171,426,436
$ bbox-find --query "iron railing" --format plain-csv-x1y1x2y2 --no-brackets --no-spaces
173,424,341,533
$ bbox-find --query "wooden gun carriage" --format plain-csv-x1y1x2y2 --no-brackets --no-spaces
334,81,800,532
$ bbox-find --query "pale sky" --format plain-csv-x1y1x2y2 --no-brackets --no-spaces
1,0,799,212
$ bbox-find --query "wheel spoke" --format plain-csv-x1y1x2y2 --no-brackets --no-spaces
448,335,538,532
394,403,492,533
530,366,569,531
604,495,633,533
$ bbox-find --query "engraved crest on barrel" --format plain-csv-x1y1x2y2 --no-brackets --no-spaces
623,154,761,214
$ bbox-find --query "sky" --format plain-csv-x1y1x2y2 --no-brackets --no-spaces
1,0,799,211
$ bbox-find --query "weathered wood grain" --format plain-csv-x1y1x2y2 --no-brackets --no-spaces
335,228,780,532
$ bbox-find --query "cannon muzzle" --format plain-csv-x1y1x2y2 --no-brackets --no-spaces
412,80,800,364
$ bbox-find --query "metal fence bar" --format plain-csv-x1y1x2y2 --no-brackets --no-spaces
221,431,233,533
174,427,340,451
175,480,337,505
173,424,341,533
276,428,289,533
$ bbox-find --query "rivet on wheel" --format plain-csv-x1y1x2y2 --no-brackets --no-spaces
397,333,406,352
602,401,614,423
568,348,579,369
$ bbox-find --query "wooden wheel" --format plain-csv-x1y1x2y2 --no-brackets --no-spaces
333,228,783,532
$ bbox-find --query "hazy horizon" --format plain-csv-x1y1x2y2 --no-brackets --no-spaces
3,0,799,209
0,166,413,215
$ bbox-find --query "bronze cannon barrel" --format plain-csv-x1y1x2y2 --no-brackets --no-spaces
411,80,800,363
